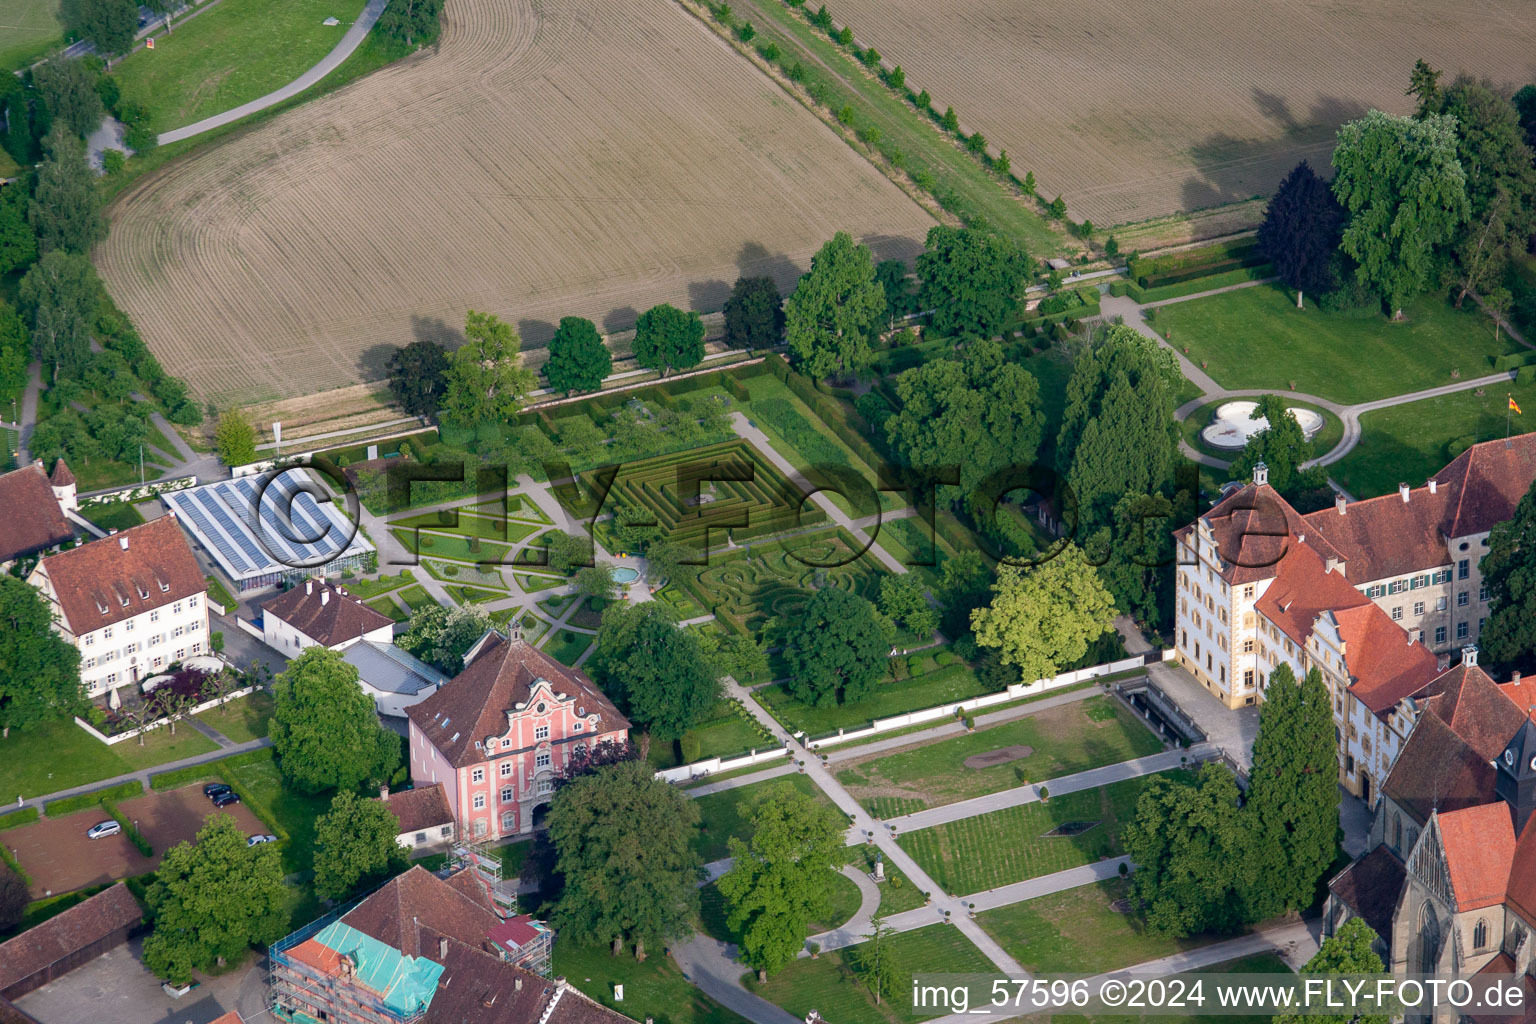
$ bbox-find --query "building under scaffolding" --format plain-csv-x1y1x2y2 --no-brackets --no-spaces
270,916,441,1024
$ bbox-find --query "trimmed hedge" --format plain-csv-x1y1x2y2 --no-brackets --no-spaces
1128,264,1273,304
46,779,144,817
150,761,225,791
213,748,292,844
0,806,39,831
1127,238,1260,285
1491,351,1536,372
764,353,884,472
0,842,29,887
100,800,153,857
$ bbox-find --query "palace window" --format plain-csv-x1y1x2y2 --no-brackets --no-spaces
500,761,514,778
1457,622,1469,639
472,768,485,783
1432,569,1452,584
1458,591,1470,607
1413,601,1424,616
472,794,485,810
1459,559,1470,580
1391,606,1403,621
534,725,550,741
501,787,514,803
535,751,551,770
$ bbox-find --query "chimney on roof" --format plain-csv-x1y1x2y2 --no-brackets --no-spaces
1252,461,1268,487
1336,495,1347,515
1400,483,1411,503
32,459,41,470
321,589,329,606
1428,478,1438,494
516,978,523,992
439,936,449,959
379,784,389,799
1515,671,1524,686
306,580,313,595
119,536,129,550
1463,645,1479,668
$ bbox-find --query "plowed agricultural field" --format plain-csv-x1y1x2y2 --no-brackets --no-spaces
96,0,933,405
821,0,1536,226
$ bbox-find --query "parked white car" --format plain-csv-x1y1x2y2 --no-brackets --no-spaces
87,820,122,839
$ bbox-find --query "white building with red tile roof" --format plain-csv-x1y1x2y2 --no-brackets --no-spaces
1174,433,1536,804
27,516,208,700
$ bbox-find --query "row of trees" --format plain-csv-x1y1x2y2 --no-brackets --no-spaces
1260,63,1536,319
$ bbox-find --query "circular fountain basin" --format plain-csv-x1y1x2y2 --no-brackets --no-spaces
1201,400,1324,451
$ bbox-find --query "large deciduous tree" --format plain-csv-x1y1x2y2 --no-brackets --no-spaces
29,125,105,256
717,783,847,978
376,0,444,46
633,303,704,376
548,760,701,959
785,231,884,380
397,604,492,675
1090,491,1176,633
0,181,38,277
1256,161,1343,308
1332,110,1469,318
543,316,612,394
0,863,27,931
60,0,139,55
1480,476,1536,676
780,587,891,707
0,576,84,738
723,276,785,350
589,602,718,756
141,815,289,985
1277,918,1388,1024
30,58,103,138
18,250,95,383
877,572,939,639
916,225,1030,339
312,790,407,901
971,544,1116,685
269,648,401,793
1055,324,1179,534
1241,664,1339,920
1122,763,1249,938
385,340,450,417
213,409,257,467
442,310,535,425
884,337,1044,509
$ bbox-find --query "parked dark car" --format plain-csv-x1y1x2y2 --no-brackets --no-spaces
211,791,241,808
204,783,232,799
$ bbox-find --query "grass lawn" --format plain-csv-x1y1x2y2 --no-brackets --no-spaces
698,866,862,943
898,772,1184,896
540,629,593,667
1179,397,1344,463
1064,953,1291,1024
745,923,996,1024
554,940,751,1024
194,690,275,743
516,573,565,593
977,877,1233,975
398,585,436,611
846,846,927,915
835,696,1162,811
345,569,416,598
365,594,409,621
0,719,225,799
1151,283,1519,404
649,705,776,770
203,574,238,613
79,501,147,534
690,774,829,862
1332,377,1536,498
0,0,62,72
0,427,18,471
110,0,368,133
222,752,331,874
756,663,995,736
391,511,539,544
390,528,512,563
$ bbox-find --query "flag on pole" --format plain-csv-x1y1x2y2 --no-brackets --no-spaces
1511,396,1523,415
146,35,154,49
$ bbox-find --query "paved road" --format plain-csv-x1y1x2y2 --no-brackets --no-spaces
157,0,390,145
21,735,271,810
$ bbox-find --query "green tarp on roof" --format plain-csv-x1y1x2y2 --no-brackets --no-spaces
313,920,445,1017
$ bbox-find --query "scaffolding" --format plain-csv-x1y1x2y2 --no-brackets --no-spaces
487,916,555,977
449,836,518,920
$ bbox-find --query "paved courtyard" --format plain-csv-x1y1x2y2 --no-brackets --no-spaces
16,937,270,1024
7,787,266,898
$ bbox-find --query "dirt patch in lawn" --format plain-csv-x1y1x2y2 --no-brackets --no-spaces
963,745,1034,769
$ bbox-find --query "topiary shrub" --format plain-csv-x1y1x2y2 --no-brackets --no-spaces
934,650,956,667
679,732,703,763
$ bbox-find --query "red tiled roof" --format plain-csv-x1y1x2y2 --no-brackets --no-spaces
1437,804,1515,910
1301,485,1454,584
1501,678,1536,717
1335,602,1440,715
36,516,204,633
263,579,393,648
1327,844,1405,941
426,941,635,1024
1418,662,1525,759
1435,433,1536,541
0,883,141,992
1177,482,1345,586
486,916,543,949
1468,954,1536,1024
406,632,627,768
1505,813,1536,927
0,462,72,564
1253,542,1369,648
383,784,454,835
341,866,499,958
1382,712,1499,824
48,459,74,488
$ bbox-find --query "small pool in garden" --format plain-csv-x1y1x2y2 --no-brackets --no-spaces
612,567,641,584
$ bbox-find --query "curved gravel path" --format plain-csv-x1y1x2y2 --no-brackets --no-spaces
156,0,389,145
1099,291,1520,475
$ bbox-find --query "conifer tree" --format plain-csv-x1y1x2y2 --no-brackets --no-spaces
1257,161,1343,308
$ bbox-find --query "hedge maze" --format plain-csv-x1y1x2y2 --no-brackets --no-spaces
686,528,885,634
588,440,828,552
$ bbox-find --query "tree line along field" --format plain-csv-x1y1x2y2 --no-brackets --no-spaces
94,0,935,407
820,0,1536,226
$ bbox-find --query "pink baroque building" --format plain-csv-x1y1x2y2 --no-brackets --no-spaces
405,630,630,840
